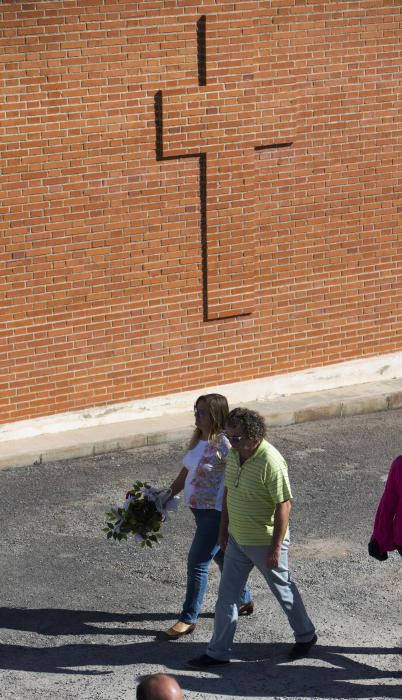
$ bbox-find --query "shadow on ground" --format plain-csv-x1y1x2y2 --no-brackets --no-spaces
1,608,401,698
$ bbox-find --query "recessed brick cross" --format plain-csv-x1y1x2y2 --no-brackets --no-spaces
155,15,293,321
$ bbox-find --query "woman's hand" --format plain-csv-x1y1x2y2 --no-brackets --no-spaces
218,527,228,552
155,488,173,510
168,467,188,497
219,488,229,551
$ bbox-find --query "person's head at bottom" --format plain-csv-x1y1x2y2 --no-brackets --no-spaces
136,673,183,700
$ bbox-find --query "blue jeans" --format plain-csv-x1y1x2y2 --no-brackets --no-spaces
207,534,315,660
180,509,252,624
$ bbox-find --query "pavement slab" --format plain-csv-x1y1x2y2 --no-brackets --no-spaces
1,379,402,470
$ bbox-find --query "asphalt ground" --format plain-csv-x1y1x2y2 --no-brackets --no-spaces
0,409,401,700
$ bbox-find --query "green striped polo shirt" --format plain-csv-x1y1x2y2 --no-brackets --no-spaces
225,439,293,546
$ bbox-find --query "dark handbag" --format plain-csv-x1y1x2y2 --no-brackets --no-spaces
368,538,388,561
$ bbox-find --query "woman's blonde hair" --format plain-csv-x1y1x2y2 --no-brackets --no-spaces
188,393,229,449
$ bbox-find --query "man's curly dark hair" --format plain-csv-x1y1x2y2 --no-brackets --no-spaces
226,407,266,442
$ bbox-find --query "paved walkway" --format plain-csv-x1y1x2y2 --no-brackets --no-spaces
1,378,402,470
1,408,401,699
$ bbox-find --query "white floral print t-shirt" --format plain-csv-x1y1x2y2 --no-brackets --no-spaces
182,434,231,511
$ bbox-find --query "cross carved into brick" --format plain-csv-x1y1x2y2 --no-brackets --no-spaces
155,15,294,321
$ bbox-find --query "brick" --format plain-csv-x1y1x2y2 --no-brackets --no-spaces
0,0,400,423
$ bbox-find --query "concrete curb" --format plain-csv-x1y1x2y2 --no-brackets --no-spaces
1,379,402,470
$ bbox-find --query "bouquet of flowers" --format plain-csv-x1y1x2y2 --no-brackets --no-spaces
104,480,179,548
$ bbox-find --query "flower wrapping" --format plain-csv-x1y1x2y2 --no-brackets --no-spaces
104,480,179,548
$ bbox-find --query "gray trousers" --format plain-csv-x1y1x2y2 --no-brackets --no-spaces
207,534,315,661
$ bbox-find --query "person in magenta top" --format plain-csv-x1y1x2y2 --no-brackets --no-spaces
369,455,402,560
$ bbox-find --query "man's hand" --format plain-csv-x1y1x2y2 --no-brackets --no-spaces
267,500,291,568
266,543,281,569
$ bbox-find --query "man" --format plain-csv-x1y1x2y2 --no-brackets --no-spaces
136,673,183,699
188,407,317,667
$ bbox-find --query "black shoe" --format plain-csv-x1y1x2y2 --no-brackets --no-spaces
187,654,229,668
288,634,317,660
239,601,254,616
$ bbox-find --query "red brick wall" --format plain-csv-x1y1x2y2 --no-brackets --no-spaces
1,1,401,424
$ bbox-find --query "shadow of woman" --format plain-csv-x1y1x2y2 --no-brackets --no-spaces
0,606,206,638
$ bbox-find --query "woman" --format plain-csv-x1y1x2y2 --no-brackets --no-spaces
369,455,402,560
163,393,253,639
